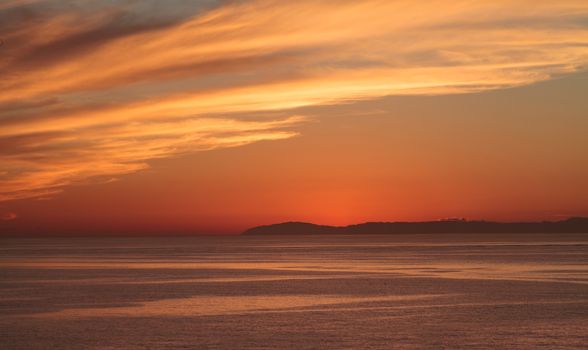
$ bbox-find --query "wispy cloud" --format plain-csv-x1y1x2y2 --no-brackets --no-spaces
1,0,587,201
0,0,41,11
0,115,304,201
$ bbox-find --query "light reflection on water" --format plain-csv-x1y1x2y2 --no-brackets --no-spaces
1,234,587,350
3,260,588,285
38,294,447,318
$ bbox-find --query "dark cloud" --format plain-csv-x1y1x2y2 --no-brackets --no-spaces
0,98,59,115
0,5,189,72
13,14,184,69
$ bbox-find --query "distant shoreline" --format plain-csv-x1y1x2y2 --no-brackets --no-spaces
242,217,588,235
2,218,587,237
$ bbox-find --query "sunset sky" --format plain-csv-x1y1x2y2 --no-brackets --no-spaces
1,0,588,234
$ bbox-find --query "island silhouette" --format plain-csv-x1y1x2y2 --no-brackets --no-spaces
242,217,588,235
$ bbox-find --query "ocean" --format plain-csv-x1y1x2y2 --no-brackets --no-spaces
1,234,587,349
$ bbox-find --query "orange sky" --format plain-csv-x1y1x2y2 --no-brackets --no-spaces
1,0,588,234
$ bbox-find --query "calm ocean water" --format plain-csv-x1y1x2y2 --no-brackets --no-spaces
1,234,587,349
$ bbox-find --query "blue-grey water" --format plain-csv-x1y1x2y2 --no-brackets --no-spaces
1,234,587,349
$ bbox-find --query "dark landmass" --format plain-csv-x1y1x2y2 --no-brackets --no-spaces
242,217,588,235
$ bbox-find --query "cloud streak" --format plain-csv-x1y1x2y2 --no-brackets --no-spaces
0,115,303,201
1,0,588,201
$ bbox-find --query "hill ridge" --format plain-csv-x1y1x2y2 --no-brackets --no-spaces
242,217,588,235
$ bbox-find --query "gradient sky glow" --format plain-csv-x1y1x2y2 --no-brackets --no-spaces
1,0,588,234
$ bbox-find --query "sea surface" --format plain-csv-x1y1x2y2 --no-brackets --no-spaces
1,234,587,349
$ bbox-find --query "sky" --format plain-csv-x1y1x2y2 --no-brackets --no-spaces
1,0,588,235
